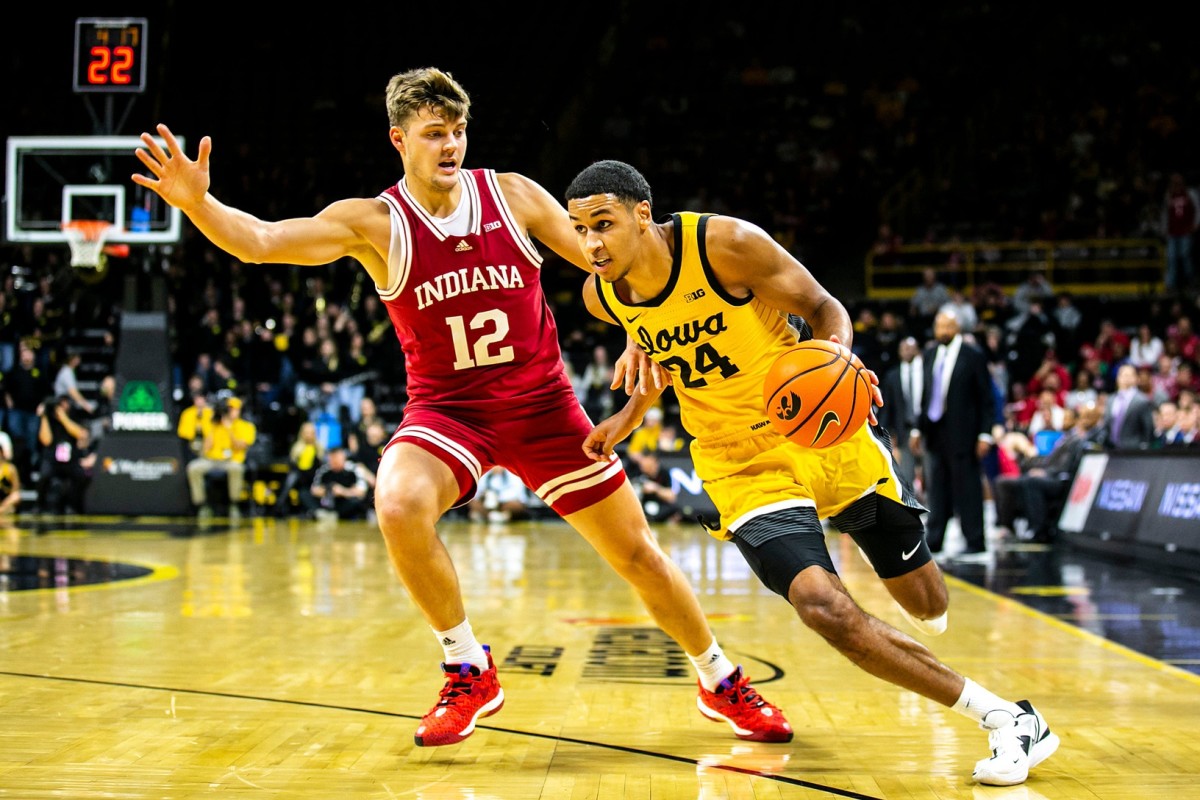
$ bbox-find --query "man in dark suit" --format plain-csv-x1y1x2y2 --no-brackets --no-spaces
1102,363,1156,450
912,309,996,559
879,336,924,497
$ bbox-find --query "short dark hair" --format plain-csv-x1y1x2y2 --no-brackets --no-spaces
564,160,652,208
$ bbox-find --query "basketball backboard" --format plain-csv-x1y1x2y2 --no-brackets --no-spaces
5,135,182,245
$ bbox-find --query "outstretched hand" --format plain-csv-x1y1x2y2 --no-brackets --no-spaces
828,334,883,427
131,123,212,211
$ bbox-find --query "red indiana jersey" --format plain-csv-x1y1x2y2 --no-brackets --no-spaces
376,169,573,413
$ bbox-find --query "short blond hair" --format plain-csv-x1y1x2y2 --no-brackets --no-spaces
385,67,471,129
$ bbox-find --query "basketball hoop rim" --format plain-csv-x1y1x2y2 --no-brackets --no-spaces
63,219,120,238
62,219,121,268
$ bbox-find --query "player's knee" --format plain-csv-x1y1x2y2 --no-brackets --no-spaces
920,585,949,619
905,569,949,618
788,581,859,639
374,481,440,531
611,537,672,585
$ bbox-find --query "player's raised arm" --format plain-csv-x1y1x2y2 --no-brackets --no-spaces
132,123,378,273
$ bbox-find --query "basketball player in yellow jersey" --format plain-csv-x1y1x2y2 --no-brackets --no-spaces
564,160,1058,786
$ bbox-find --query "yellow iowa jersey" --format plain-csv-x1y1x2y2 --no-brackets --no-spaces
594,212,798,446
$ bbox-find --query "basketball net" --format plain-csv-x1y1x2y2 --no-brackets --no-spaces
63,220,128,269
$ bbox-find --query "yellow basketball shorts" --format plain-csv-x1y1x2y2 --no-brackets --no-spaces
693,424,904,540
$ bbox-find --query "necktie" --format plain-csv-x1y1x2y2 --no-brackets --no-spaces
1111,392,1128,440
901,364,912,423
911,361,923,419
927,347,946,422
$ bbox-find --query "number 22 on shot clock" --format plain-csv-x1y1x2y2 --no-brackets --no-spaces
73,17,148,93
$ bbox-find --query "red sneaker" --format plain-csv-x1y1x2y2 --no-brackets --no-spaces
697,666,793,743
414,647,504,747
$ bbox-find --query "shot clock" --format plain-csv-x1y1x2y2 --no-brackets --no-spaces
73,17,148,93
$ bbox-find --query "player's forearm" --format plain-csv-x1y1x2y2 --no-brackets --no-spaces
183,194,275,264
805,296,853,346
616,384,666,429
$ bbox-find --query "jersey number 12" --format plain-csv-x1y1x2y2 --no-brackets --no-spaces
447,310,515,369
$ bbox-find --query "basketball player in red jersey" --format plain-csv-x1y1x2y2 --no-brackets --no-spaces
132,67,790,747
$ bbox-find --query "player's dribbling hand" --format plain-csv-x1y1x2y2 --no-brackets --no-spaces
828,334,882,426
131,123,212,211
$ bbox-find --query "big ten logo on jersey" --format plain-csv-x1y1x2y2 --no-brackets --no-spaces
684,288,706,302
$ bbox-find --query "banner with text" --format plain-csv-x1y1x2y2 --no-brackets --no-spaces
1060,451,1200,561
84,312,192,515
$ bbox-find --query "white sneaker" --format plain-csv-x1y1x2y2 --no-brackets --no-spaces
973,700,1059,786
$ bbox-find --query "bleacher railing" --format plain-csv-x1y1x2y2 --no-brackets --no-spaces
865,238,1165,300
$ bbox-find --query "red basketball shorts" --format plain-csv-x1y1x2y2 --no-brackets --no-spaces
385,392,626,517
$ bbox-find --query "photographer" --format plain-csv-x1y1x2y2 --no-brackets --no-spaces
36,394,90,514
627,450,683,523
309,446,370,521
185,396,257,519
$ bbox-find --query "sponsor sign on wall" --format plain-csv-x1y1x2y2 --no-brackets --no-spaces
84,312,192,515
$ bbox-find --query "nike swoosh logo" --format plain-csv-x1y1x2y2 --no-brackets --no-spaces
812,410,841,443
625,313,643,323
901,543,921,560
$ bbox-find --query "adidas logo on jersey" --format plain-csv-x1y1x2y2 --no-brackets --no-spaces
455,240,473,252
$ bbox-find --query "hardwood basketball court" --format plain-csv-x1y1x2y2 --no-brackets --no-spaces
2,513,1197,799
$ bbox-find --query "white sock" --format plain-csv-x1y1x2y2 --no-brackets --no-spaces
688,639,737,692
432,619,488,669
897,604,949,636
952,678,1024,728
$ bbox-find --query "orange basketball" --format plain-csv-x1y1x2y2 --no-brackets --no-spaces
763,340,873,448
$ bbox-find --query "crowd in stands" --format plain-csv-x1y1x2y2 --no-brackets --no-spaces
4,9,1200,521
1,218,1198,522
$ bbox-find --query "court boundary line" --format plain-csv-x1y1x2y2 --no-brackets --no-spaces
943,572,1200,687
0,669,883,799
